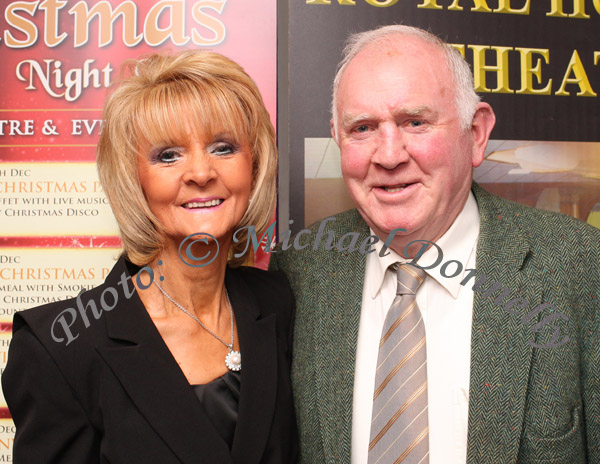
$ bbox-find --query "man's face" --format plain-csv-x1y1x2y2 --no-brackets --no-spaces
333,38,493,250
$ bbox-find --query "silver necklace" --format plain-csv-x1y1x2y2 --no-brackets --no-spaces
153,281,241,371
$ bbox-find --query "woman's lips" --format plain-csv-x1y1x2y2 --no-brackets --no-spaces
182,199,224,209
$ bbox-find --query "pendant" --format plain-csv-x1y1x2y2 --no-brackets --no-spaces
225,350,242,371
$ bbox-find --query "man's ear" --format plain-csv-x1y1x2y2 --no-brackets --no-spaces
330,118,338,143
470,102,496,167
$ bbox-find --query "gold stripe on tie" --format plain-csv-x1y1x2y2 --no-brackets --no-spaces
401,265,425,284
373,336,426,400
369,381,427,450
379,301,417,347
392,426,429,464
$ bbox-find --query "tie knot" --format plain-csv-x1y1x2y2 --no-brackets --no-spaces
394,263,426,295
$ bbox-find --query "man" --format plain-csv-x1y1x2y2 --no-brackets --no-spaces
271,25,600,464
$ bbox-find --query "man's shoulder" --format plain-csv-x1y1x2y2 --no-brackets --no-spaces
305,209,367,234
271,209,368,262
269,209,371,282
474,183,600,252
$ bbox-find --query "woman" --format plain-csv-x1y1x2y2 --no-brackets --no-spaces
2,51,298,463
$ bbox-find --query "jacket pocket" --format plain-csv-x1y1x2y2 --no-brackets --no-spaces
518,406,585,464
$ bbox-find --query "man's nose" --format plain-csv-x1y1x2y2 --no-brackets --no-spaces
182,147,216,186
372,123,410,169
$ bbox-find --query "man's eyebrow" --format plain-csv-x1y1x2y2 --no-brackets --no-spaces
400,105,431,117
341,106,434,128
341,112,373,128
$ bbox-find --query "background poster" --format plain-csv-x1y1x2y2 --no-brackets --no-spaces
0,0,276,457
281,0,600,232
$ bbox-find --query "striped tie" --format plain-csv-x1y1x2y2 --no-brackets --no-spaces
368,263,429,464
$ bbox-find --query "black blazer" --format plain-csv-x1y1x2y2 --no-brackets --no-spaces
2,258,298,464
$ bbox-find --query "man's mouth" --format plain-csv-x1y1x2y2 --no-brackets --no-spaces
182,199,224,209
382,183,413,193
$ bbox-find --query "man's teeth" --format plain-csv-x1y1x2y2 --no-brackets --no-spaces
184,199,223,208
384,185,408,193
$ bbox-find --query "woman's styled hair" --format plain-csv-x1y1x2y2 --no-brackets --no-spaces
97,51,277,267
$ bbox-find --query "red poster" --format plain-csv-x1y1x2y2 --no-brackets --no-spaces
0,0,276,455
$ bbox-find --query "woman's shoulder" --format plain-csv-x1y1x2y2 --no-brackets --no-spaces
12,257,133,348
229,265,291,291
226,265,294,318
14,283,105,343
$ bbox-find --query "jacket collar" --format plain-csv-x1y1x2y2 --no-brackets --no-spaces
226,267,278,463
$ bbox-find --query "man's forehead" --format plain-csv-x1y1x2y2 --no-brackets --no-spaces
350,35,442,67
338,56,450,102
339,41,446,94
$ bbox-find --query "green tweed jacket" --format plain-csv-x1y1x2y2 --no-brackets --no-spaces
270,183,600,464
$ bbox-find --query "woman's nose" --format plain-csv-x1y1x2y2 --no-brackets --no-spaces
182,146,216,186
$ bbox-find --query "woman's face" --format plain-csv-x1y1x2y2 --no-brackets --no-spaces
137,128,254,249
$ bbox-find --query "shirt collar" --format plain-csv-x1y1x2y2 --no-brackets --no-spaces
367,192,480,299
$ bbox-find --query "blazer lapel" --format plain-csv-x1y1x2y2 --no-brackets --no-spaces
226,268,278,463
313,213,370,462
96,260,232,464
467,185,540,464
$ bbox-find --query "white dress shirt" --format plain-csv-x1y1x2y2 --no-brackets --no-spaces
352,192,480,464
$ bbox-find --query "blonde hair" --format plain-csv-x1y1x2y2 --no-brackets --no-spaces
97,51,276,266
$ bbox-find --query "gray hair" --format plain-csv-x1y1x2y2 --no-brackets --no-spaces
331,25,480,136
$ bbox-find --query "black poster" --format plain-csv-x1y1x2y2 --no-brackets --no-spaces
283,0,600,230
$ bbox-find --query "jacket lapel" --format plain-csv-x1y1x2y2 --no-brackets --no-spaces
467,184,540,464
312,213,370,463
226,268,278,463
96,260,233,464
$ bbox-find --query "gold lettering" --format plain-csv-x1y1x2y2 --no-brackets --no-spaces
4,1,39,48
192,0,226,46
418,0,443,10
469,45,513,93
515,47,552,94
555,50,597,96
447,0,493,12
69,0,142,47
546,0,589,18
494,0,530,14
595,51,600,65
39,0,68,47
365,0,399,6
144,0,189,46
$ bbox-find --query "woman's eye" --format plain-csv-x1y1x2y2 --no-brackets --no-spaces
211,143,236,156
157,149,181,163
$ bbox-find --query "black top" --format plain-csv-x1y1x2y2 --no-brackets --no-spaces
192,370,241,449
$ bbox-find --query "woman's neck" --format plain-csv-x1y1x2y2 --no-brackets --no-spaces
134,242,231,322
